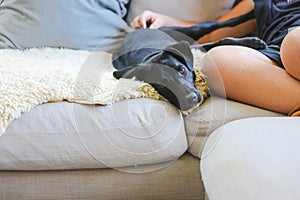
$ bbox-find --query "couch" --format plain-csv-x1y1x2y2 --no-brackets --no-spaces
0,0,286,199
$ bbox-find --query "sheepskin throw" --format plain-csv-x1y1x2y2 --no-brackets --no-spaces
0,48,208,135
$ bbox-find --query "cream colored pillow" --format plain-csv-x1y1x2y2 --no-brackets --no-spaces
126,0,236,24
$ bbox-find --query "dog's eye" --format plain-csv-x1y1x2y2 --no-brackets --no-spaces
157,85,165,90
179,68,185,75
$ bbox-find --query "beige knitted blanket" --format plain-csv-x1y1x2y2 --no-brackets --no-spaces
0,48,208,135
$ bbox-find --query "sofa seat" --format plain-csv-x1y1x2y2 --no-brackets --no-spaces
0,153,204,200
0,98,187,171
201,117,300,200
1,93,285,171
184,96,284,158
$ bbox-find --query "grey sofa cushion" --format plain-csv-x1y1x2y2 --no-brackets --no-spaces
0,0,130,51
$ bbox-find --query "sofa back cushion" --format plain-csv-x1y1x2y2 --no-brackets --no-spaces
126,0,236,24
0,0,130,50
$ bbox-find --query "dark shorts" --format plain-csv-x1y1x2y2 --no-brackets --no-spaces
258,26,300,68
254,0,300,68
258,45,283,68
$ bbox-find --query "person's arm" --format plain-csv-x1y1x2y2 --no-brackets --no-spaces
199,0,257,43
130,10,196,29
131,0,257,42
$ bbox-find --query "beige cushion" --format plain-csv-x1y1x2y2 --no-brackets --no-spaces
201,117,300,200
0,99,187,170
126,0,236,24
184,96,284,158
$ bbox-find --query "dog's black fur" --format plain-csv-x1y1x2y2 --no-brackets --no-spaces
113,29,200,111
112,9,267,111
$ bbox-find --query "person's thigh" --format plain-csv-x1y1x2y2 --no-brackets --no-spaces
280,27,300,80
201,45,277,96
201,45,300,114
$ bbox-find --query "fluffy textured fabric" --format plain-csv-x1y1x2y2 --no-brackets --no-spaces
0,48,207,135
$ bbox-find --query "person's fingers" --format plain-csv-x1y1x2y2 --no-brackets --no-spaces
140,16,148,28
131,13,147,28
149,20,163,29
140,11,153,28
131,16,143,28
131,10,156,29
147,12,167,29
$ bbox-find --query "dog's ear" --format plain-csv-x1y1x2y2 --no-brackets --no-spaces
113,64,152,80
113,67,133,79
164,41,194,71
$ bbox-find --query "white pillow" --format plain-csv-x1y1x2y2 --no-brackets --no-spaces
126,0,236,24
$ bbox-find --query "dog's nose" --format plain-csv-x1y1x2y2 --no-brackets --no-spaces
187,93,200,103
178,91,202,111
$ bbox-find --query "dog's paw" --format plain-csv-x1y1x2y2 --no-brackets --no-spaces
241,37,267,50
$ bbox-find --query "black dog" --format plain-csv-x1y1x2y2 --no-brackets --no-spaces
112,9,266,111
113,29,200,111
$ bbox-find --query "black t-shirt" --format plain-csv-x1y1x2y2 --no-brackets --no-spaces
254,0,300,45
254,0,300,67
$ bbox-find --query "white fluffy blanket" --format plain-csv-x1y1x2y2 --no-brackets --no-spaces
0,48,207,135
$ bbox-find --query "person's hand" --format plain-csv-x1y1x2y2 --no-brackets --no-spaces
130,10,178,29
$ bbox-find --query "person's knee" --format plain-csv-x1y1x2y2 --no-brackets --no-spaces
201,46,244,79
202,47,223,85
201,46,232,96
281,27,300,80
202,46,228,76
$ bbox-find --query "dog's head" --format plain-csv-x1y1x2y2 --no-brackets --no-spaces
113,41,202,111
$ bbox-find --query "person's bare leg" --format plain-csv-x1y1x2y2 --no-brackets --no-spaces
281,27,300,80
201,45,300,114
